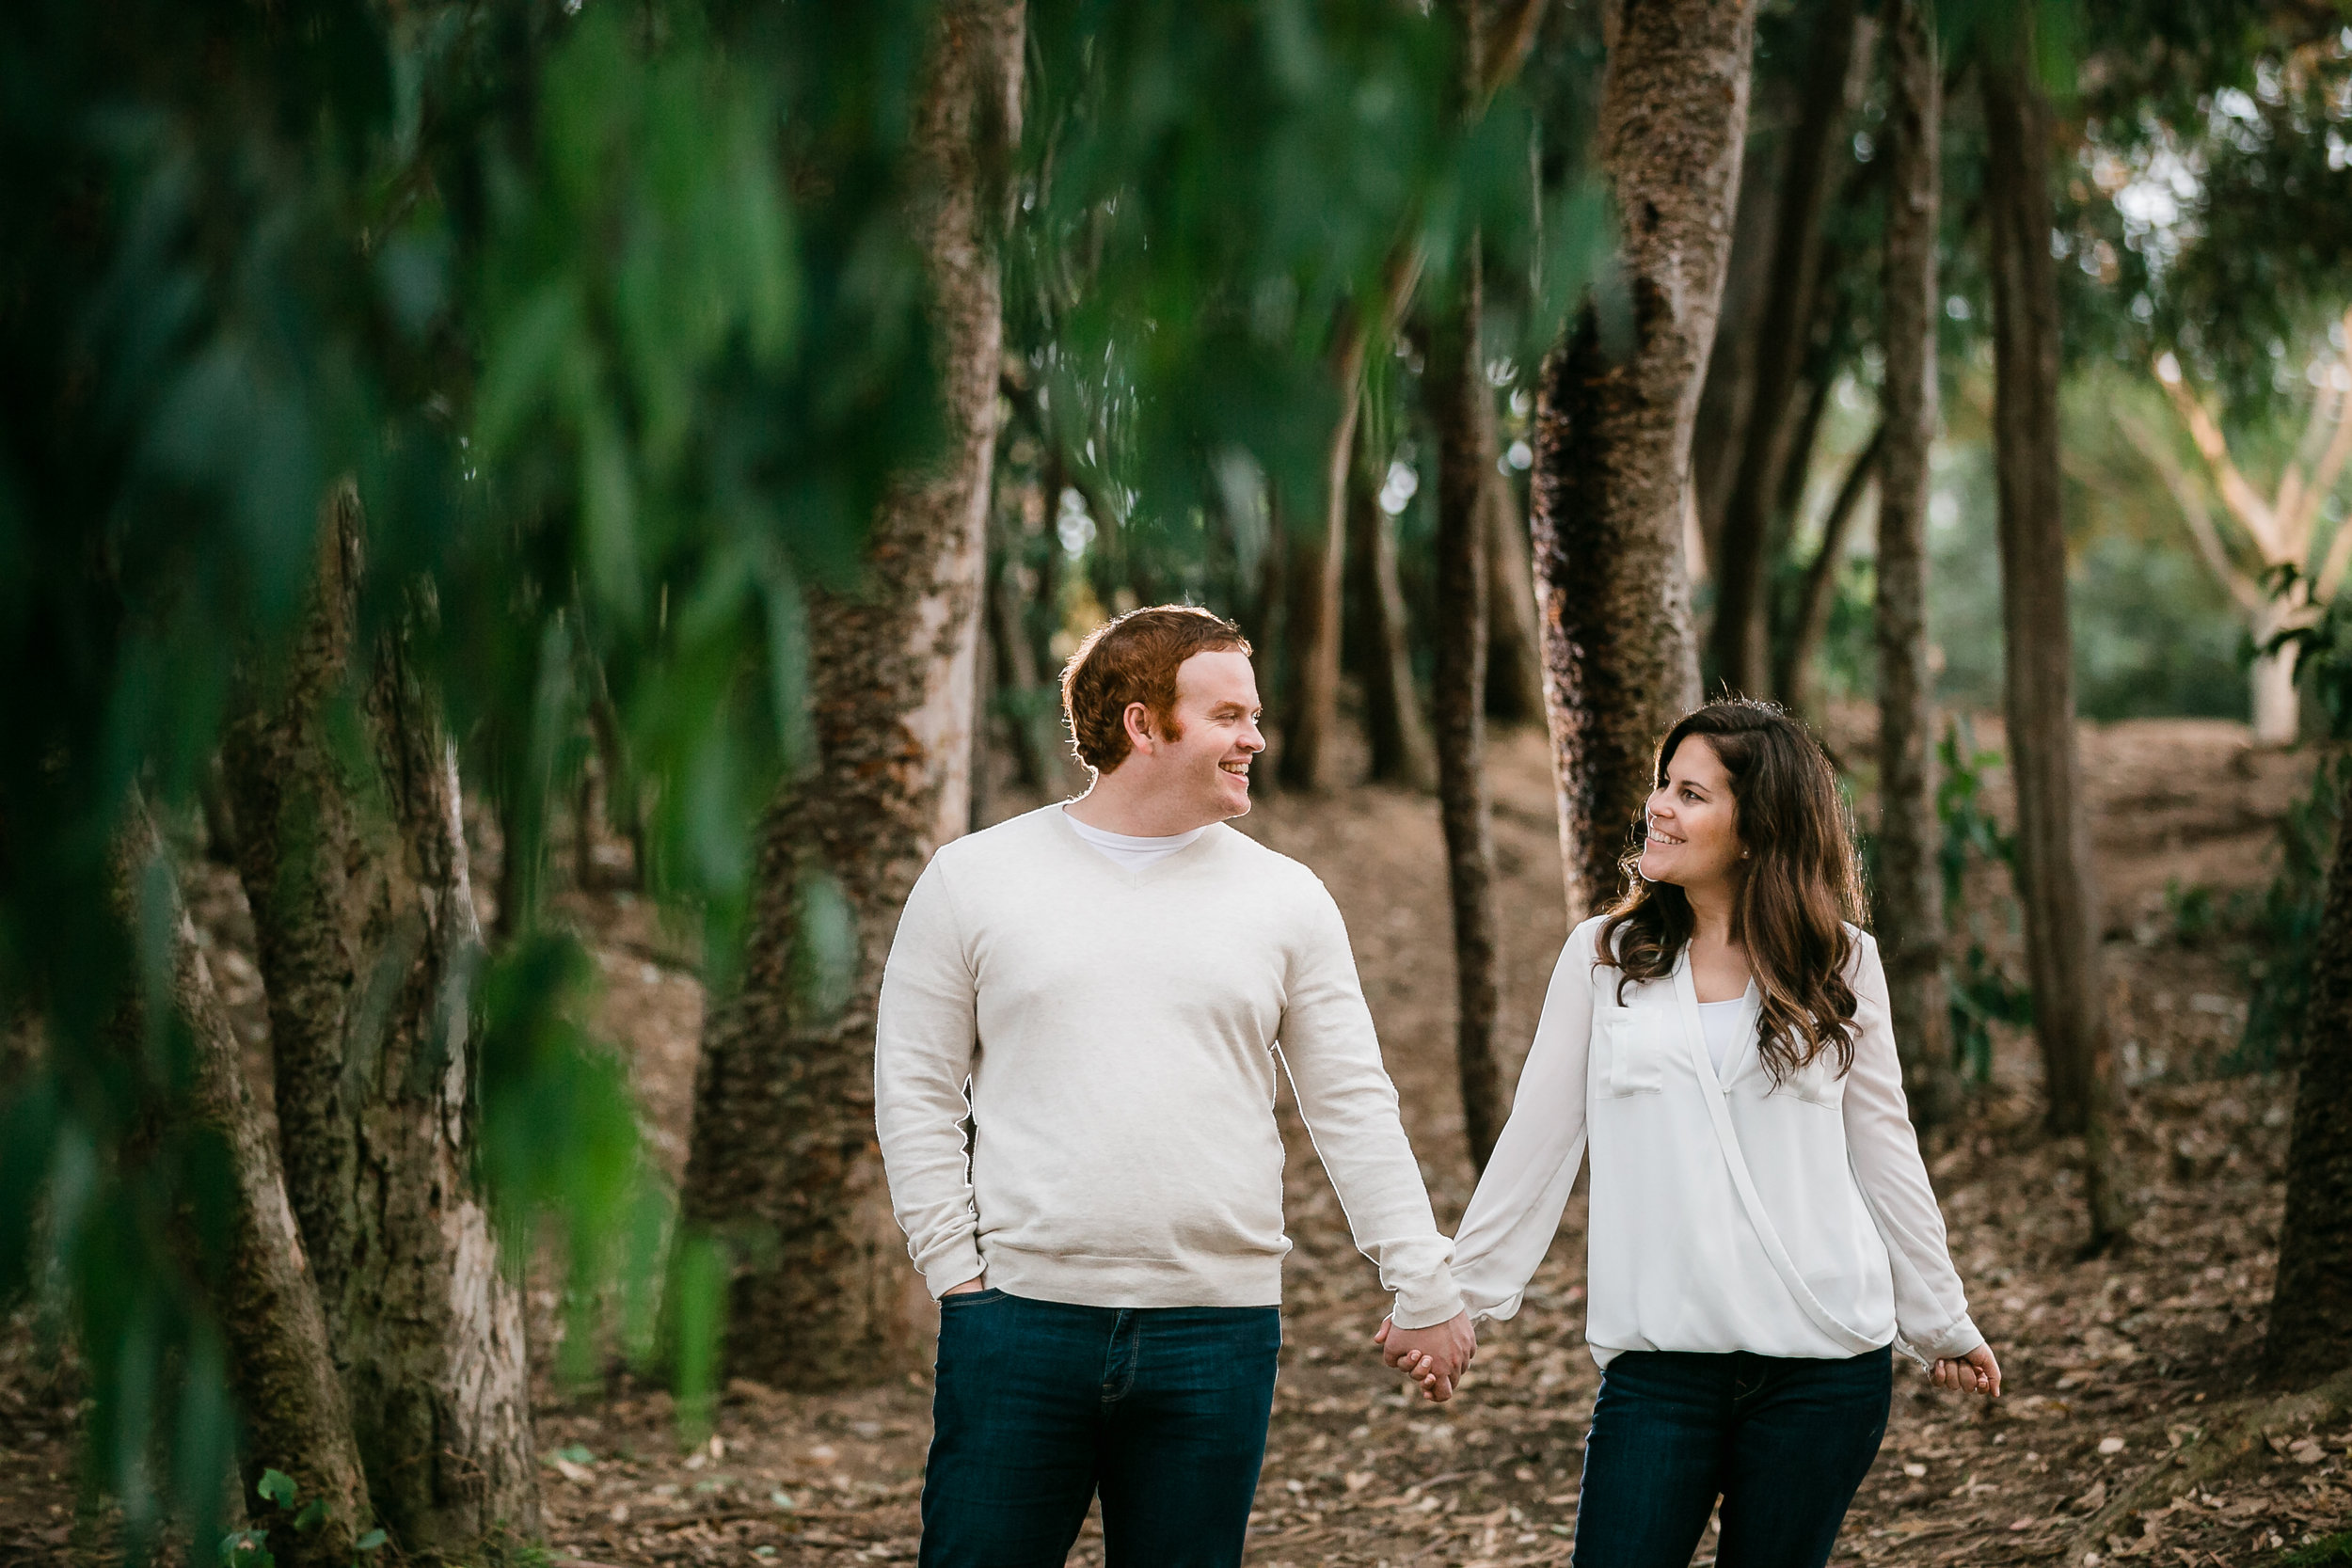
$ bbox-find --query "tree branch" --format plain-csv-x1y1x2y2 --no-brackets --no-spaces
2157,356,2283,558
2118,409,2264,612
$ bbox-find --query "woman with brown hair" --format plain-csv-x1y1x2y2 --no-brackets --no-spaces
1402,700,2000,1568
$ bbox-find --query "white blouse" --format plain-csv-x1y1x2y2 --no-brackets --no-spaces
1451,916,1983,1369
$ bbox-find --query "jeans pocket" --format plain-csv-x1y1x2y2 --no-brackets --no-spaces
940,1288,1007,1308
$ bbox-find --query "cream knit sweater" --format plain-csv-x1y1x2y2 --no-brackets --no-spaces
874,804,1465,1328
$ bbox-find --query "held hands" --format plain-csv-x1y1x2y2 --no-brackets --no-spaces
1931,1342,2002,1399
1373,1310,1477,1403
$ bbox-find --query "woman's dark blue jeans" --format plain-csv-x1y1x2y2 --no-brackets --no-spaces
919,1291,1282,1568
1571,1347,1893,1568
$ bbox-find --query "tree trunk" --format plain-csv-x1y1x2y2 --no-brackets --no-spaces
221,496,541,1557
1691,130,1782,572
679,0,1023,1389
1873,0,1960,1133
1427,242,1506,1173
1482,450,1547,726
990,534,1063,793
1350,428,1438,792
118,806,375,1568
1982,28,2128,1249
1280,353,1370,792
2251,594,2302,746
1777,422,1882,713
1530,0,1751,920
2266,759,2352,1382
1706,0,1862,700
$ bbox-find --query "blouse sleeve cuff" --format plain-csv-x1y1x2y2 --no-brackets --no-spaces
1912,1313,1985,1361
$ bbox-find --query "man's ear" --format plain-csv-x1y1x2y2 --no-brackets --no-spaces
1122,700,1156,754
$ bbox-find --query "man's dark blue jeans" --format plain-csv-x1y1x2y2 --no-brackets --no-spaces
1570,1347,1893,1568
919,1291,1282,1568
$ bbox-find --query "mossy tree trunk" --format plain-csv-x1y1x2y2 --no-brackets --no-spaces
118,804,375,1568
678,0,1025,1389
1530,0,1752,919
221,496,540,1559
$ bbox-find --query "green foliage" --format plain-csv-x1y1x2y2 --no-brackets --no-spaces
1937,721,2035,1082
2225,589,2352,1069
2229,749,2344,1071
2163,876,2222,944
220,1469,387,1568
2280,1531,2352,1567
1013,0,1608,570
2,0,930,1555
2067,13,2352,418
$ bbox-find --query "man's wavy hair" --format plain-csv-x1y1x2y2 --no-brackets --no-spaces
1595,699,1868,1085
1059,605,1251,772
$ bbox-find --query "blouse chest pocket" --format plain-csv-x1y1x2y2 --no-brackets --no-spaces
1597,1007,1673,1097
1768,1035,1849,1109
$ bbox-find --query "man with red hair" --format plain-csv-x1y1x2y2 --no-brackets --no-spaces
877,604,1473,1567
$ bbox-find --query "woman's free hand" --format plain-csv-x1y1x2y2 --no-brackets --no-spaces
1930,1343,2002,1398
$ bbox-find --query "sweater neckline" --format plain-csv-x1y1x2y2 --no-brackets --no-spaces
1046,800,1225,886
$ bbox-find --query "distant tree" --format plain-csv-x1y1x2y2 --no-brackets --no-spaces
1530,0,1753,917
1706,0,1865,701
1980,7,2129,1249
2119,314,2352,745
1423,0,1548,1167
1282,288,1391,790
680,0,1025,1387
1482,407,1549,727
1351,417,1440,792
1429,235,1508,1170
1873,0,1960,1132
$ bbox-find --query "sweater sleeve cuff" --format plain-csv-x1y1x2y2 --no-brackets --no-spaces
920,1238,987,1301
1389,1267,1467,1331
1913,1313,1984,1361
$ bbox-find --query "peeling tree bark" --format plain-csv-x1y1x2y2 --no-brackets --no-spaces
1531,0,1751,920
679,0,1024,1388
1982,29,2128,1250
1873,0,1960,1133
221,494,541,1558
118,805,374,1568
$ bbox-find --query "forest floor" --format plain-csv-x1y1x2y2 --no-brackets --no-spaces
2,711,2348,1568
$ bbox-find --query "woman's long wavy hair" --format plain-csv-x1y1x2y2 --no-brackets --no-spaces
1595,700,1868,1084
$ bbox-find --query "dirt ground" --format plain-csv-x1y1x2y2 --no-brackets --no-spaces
3,710,2348,1567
